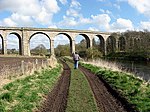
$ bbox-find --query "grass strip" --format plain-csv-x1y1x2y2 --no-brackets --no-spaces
81,62,150,112
66,61,98,112
0,65,62,112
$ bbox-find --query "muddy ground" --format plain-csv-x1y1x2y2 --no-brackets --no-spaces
37,60,71,112
37,61,135,112
79,66,129,112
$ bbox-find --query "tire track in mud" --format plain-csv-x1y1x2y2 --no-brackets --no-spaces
37,59,131,112
79,65,128,112
37,60,71,112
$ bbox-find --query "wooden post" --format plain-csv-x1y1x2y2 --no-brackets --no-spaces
21,60,25,75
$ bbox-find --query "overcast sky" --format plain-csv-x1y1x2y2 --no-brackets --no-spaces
0,0,150,49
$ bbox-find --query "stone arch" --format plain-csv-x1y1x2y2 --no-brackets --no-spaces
29,32,51,41
78,34,90,48
54,33,72,56
106,36,116,54
0,34,4,54
7,32,22,55
55,33,72,41
128,37,133,51
93,35,105,55
129,37,133,46
118,36,126,52
74,34,90,58
29,32,51,56
133,37,141,51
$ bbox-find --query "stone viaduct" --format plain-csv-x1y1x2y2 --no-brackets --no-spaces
0,27,129,56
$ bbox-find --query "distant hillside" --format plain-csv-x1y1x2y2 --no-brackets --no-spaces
31,44,47,56
32,44,46,50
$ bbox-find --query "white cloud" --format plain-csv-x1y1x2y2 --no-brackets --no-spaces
66,9,81,17
0,0,60,15
88,27,99,31
35,7,53,25
59,0,67,5
70,0,81,9
7,35,19,49
140,21,150,30
110,18,134,32
42,0,60,13
54,35,70,47
128,0,150,17
2,18,17,26
100,9,111,14
79,17,91,24
0,0,60,26
59,0,112,31
11,13,34,26
30,34,50,49
59,16,78,26
100,9,105,13
0,13,34,27
113,4,120,10
59,13,112,32
66,0,81,18
58,0,82,27
0,0,41,16
48,25,58,28
91,14,111,30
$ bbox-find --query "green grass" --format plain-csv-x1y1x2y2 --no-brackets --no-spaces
0,65,62,112
81,62,150,112
66,61,98,112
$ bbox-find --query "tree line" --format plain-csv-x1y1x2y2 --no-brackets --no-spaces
109,30,150,61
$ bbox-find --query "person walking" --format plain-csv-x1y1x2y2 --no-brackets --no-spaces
73,52,80,69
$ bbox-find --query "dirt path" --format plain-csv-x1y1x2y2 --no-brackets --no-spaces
37,60,130,112
79,65,128,112
37,61,71,112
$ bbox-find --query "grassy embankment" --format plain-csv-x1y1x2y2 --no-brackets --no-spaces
0,65,62,112
81,62,150,112
66,61,98,112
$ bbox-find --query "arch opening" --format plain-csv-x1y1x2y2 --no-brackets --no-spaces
93,35,105,55
118,36,126,52
54,33,71,57
0,35,3,54
29,33,50,57
75,34,90,58
128,38,133,52
7,33,22,55
106,36,116,54
133,38,141,52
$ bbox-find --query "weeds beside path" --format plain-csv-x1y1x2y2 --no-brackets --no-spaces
0,65,62,112
79,65,127,112
81,62,150,112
